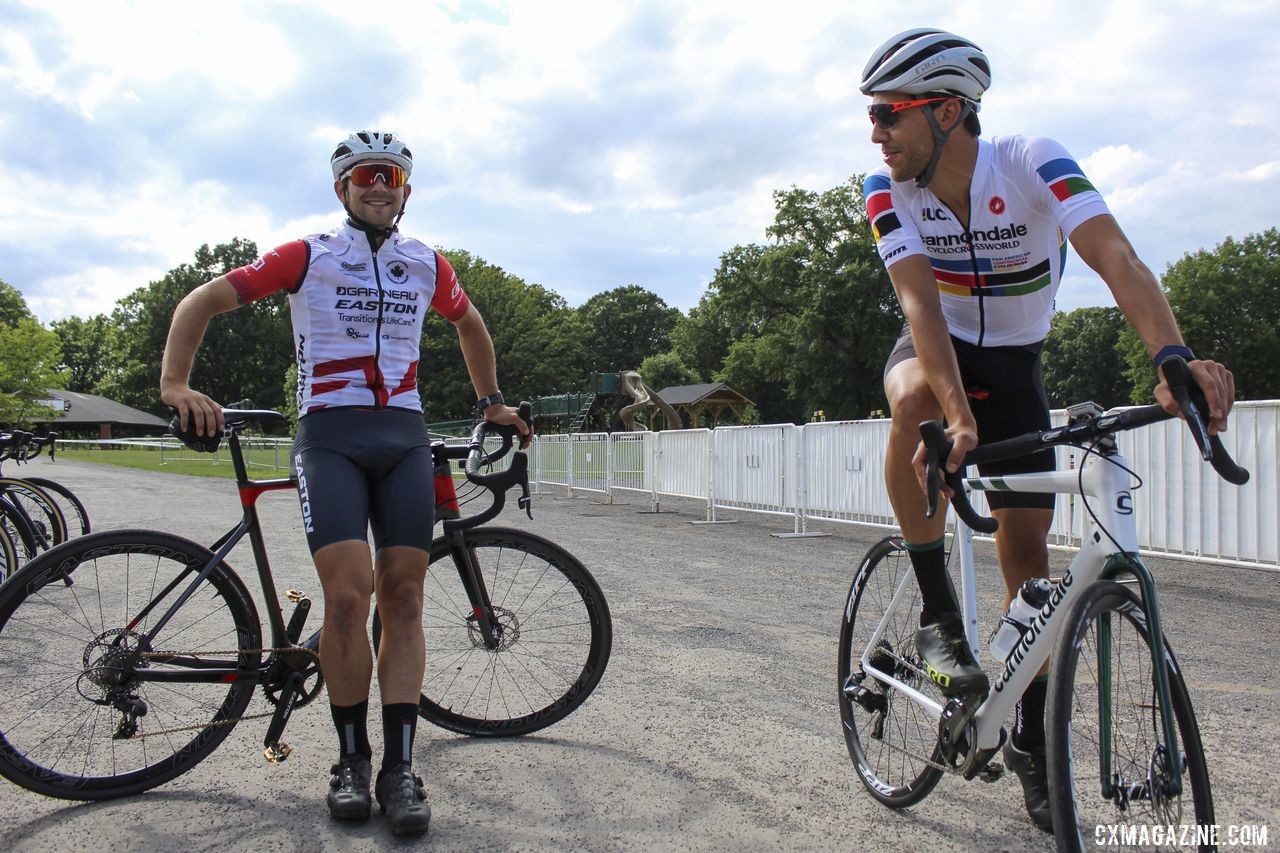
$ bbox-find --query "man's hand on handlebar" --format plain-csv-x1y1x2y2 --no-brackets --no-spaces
1155,358,1234,436
913,416,977,499
483,404,532,449
160,384,224,438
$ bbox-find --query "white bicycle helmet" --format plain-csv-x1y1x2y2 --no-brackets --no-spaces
860,28,990,105
330,131,414,180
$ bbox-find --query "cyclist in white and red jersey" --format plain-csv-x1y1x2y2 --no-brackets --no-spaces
859,29,1235,833
160,130,528,835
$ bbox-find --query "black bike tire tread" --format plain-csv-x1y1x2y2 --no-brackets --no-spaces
0,529,262,800
1046,580,1214,851
0,477,68,550
22,477,91,537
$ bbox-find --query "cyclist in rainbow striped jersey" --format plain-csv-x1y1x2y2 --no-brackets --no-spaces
859,28,1235,833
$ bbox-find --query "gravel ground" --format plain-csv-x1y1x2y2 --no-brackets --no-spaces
0,455,1276,852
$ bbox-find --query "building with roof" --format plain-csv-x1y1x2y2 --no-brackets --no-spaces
655,383,754,429
37,390,170,438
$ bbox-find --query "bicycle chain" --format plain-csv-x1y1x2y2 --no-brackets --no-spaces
116,646,321,741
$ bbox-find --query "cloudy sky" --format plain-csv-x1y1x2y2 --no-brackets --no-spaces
3,0,1278,325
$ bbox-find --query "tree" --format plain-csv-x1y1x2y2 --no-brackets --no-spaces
0,317,67,426
51,314,113,393
1121,229,1280,402
101,239,293,415
676,177,899,423
1042,307,1130,408
0,280,35,328
419,250,588,420
637,351,698,392
577,285,682,372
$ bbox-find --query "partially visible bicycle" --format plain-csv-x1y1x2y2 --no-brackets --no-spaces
0,432,71,574
837,358,1248,851
0,402,611,800
1,431,91,540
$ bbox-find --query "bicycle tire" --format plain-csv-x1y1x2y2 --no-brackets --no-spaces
22,476,91,537
838,535,946,807
0,524,17,585
0,478,67,557
373,527,612,737
1047,580,1213,851
0,529,262,800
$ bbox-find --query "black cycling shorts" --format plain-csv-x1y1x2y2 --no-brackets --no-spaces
884,325,1056,510
291,408,436,554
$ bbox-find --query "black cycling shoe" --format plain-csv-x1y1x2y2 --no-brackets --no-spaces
914,612,989,696
1003,742,1053,833
327,755,372,820
375,763,432,835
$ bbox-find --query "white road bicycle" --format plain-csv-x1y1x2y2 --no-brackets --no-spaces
837,358,1250,852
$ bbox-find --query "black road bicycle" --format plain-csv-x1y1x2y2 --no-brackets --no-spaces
0,405,612,800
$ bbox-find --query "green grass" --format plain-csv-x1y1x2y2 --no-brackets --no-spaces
56,446,292,479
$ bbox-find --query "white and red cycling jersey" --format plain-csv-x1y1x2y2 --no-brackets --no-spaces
864,135,1110,347
227,222,471,415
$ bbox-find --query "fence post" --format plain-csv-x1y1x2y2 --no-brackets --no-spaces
566,435,574,498
607,431,615,505
772,424,830,539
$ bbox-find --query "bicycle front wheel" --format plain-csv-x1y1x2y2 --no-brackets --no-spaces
837,535,945,807
0,530,262,800
375,527,612,737
1047,580,1213,851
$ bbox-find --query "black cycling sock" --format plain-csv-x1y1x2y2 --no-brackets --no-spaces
905,538,957,624
330,700,372,760
1012,675,1048,752
381,703,419,773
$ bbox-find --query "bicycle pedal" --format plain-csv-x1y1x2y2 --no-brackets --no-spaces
285,589,308,603
977,761,1004,783
263,742,293,764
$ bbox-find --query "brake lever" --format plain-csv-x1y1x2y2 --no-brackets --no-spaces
919,421,948,519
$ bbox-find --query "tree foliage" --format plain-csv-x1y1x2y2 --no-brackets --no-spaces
675,177,899,423
1042,307,1130,408
101,239,292,415
51,314,113,393
0,282,67,425
1128,228,1280,401
637,351,698,394
577,285,682,373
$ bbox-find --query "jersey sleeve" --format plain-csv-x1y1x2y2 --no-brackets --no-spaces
429,252,471,322
864,171,925,268
225,240,310,303
1017,136,1111,238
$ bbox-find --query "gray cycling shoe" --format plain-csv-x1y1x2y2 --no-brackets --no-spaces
914,612,990,696
327,755,372,820
375,763,432,835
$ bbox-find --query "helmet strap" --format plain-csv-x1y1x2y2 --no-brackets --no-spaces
340,184,407,244
914,100,973,189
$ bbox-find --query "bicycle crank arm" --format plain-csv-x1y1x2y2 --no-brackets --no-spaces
262,670,305,763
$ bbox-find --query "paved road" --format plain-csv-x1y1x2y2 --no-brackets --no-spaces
0,456,1276,851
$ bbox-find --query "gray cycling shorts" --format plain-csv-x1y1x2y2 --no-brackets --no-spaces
291,408,435,554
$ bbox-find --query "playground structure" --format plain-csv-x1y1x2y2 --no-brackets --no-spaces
531,371,682,434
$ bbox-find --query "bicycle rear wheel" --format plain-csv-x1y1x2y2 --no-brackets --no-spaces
23,476,91,537
0,530,262,800
838,535,946,807
374,527,612,737
1047,581,1213,851
0,478,67,557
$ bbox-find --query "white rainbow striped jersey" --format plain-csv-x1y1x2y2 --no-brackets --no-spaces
864,135,1109,347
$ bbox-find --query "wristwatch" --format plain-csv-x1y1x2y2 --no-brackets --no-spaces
475,391,505,412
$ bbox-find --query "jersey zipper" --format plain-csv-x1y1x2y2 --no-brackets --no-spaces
366,233,387,408
938,192,986,346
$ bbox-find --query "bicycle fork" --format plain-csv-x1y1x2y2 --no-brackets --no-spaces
444,530,505,651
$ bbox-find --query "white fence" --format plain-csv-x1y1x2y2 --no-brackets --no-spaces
529,402,1280,570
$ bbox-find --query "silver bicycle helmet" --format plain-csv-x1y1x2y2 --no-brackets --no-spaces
330,131,414,180
860,28,990,105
